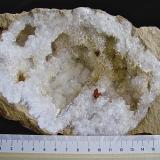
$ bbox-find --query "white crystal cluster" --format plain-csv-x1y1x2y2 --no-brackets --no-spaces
0,8,160,135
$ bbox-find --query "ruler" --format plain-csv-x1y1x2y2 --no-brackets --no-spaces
0,134,160,160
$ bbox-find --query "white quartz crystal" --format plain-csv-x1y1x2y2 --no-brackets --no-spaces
0,8,160,135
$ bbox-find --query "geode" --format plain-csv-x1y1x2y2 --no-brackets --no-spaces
0,8,160,135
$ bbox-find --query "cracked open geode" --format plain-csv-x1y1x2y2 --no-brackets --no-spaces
0,8,160,135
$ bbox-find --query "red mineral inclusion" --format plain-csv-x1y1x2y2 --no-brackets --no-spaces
93,88,102,99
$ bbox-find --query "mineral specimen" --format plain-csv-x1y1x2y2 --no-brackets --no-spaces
0,8,160,135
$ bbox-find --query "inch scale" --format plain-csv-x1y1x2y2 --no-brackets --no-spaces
0,134,160,159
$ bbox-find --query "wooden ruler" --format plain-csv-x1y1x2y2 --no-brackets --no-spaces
0,134,160,159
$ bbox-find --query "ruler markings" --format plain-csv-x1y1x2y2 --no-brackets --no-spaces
0,135,160,154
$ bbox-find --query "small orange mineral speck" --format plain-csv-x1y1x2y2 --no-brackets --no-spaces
93,88,102,99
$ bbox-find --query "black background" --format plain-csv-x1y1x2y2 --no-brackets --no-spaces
0,0,159,134
0,0,159,27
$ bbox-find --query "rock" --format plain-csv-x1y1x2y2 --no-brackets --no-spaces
129,27,160,135
0,8,160,135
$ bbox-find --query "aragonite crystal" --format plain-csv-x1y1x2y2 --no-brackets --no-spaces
0,8,160,135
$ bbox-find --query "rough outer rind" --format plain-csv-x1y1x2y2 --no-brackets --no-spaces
129,27,160,135
129,95,160,134
0,8,160,135
0,95,49,134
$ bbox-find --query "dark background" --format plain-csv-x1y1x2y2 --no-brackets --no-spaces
0,0,159,27
0,0,159,134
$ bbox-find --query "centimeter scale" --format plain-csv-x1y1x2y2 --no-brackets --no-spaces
0,134,160,159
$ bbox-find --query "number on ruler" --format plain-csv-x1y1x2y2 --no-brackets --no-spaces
98,148,101,152
108,148,112,152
